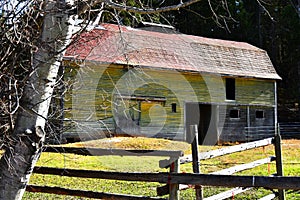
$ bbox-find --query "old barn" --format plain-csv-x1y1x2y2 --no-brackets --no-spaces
61,23,281,143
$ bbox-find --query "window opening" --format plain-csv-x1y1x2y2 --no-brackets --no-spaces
256,110,264,119
229,109,240,118
171,103,177,113
226,78,235,100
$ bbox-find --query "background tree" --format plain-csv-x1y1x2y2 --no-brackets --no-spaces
260,1,300,121
166,0,300,121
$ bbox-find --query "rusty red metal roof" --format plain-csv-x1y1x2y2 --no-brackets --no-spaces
65,23,281,80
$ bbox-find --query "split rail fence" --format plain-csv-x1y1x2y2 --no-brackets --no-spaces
245,123,300,141
26,126,300,199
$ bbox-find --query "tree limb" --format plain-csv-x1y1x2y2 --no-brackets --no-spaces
78,0,204,15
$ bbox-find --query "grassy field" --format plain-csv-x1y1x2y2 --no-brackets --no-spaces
21,137,300,199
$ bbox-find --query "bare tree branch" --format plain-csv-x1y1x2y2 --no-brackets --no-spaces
104,0,202,14
77,0,204,15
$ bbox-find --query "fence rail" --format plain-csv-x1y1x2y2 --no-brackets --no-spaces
180,137,273,164
245,123,300,141
30,167,300,190
26,185,166,200
43,146,184,157
210,156,275,175
203,187,251,200
279,122,300,139
245,126,275,141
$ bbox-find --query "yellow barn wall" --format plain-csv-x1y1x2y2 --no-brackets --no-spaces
63,63,276,141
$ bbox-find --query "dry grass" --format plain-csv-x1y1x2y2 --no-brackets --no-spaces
1,137,299,199
64,136,191,152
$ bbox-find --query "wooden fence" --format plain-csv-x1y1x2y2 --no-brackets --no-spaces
27,148,183,200
279,122,300,139
245,126,275,141
168,125,287,200
26,126,300,199
245,122,300,141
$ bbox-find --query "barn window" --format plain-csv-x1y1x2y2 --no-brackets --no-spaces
226,78,236,100
171,103,177,113
256,110,265,119
229,109,240,118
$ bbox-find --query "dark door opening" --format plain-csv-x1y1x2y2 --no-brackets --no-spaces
199,104,212,143
185,103,218,145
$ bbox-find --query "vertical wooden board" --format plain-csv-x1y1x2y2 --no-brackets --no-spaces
274,131,286,200
169,159,180,200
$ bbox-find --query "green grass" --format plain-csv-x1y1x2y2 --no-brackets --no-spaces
21,138,300,199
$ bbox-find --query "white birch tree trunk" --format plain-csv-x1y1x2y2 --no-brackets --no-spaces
0,0,76,199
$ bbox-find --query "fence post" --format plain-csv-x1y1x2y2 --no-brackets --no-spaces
190,125,203,200
169,158,180,200
275,123,285,200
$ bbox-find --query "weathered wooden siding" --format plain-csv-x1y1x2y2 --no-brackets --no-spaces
219,106,275,142
63,63,276,142
236,79,275,106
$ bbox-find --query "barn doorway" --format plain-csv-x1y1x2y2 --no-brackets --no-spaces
185,103,218,145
